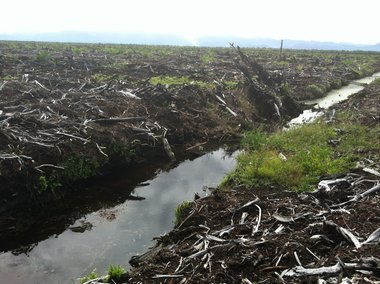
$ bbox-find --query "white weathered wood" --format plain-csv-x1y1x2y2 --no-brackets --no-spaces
252,204,262,235
162,137,176,162
362,228,380,245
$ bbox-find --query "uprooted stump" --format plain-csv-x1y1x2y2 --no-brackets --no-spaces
231,44,301,121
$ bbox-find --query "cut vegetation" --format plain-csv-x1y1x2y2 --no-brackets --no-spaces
126,77,380,284
0,41,380,283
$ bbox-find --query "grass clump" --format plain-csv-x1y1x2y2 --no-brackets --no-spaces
79,265,126,284
79,269,98,284
150,75,192,86
174,200,192,226
226,117,379,191
307,84,325,97
106,264,126,282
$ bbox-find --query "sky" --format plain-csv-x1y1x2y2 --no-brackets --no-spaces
1,0,379,45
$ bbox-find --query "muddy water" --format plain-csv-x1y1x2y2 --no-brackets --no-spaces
287,71,380,127
0,149,237,283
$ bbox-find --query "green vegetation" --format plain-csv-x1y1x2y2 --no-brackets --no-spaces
108,140,137,166
1,75,18,81
201,50,217,64
149,75,210,88
33,140,137,194
90,73,118,83
330,79,343,89
373,78,380,85
38,176,49,193
79,269,98,284
150,75,193,86
174,200,192,226
307,84,326,97
35,155,100,194
149,75,237,90
61,155,100,184
106,265,126,282
79,265,126,284
222,80,239,89
35,50,52,63
223,115,380,191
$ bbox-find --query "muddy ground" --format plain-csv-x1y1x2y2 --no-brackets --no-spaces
126,84,380,283
0,42,380,255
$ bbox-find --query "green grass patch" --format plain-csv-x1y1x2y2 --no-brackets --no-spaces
150,75,192,86
79,269,98,284
90,73,118,83
174,200,192,226
106,264,126,282
225,117,379,191
201,50,217,64
222,80,239,89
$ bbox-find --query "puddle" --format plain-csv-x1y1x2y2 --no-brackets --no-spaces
0,148,238,283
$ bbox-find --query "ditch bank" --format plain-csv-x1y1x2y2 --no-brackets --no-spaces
0,42,380,283
123,79,380,283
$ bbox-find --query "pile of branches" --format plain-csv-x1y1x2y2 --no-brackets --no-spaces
0,77,175,200
126,168,380,283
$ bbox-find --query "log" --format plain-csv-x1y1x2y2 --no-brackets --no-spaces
92,117,146,125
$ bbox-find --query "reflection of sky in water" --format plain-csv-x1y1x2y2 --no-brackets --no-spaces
288,72,379,128
305,83,364,109
0,149,237,284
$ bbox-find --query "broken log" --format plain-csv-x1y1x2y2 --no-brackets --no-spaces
92,117,146,125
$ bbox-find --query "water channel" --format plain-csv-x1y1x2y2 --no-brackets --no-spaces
0,149,238,283
0,72,379,283
287,71,380,127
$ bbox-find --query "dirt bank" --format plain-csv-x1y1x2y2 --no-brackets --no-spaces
125,82,380,283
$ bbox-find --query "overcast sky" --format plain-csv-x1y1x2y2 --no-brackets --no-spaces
1,0,379,44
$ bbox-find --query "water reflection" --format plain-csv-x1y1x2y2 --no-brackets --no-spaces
0,148,237,284
287,72,380,127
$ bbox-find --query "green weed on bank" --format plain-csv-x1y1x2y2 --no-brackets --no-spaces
223,116,379,191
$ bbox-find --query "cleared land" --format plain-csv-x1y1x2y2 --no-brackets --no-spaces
0,41,380,283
